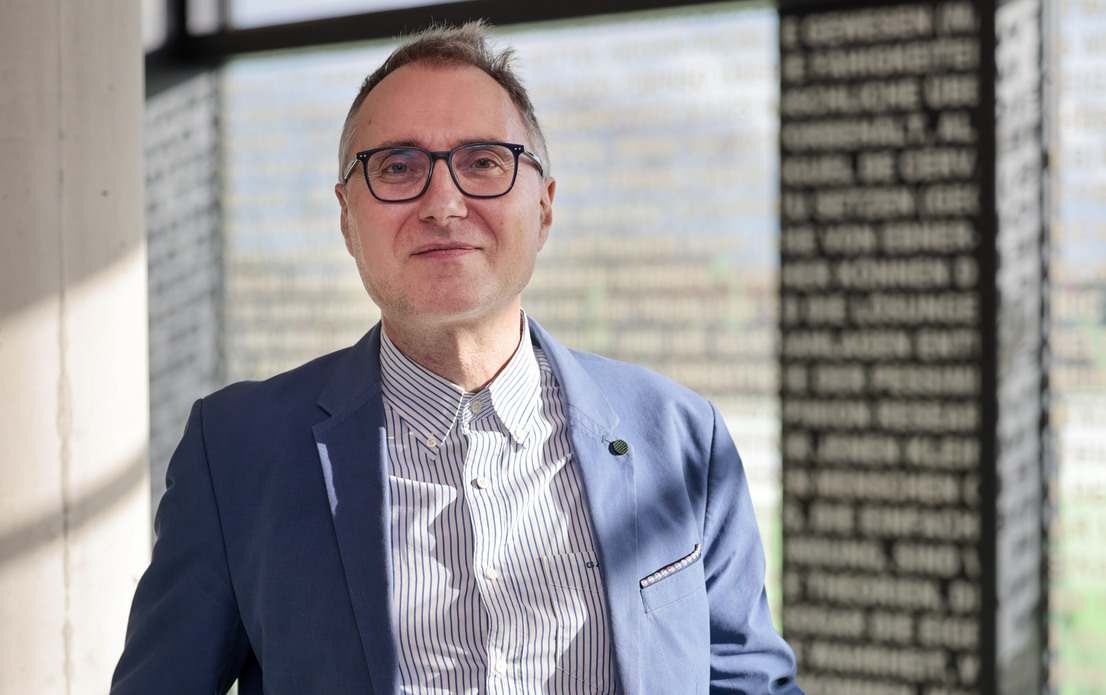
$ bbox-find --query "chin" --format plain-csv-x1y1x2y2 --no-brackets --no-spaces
407,294,493,321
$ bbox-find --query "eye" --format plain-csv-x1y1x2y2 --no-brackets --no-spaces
470,156,500,170
370,149,427,181
455,145,513,177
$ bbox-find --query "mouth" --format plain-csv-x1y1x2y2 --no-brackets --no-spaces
411,244,480,258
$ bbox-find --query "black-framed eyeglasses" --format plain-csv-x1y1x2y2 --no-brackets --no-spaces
341,141,544,203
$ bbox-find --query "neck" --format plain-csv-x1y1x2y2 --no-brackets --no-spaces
381,304,524,392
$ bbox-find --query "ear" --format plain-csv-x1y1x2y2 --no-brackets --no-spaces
537,176,556,250
334,182,356,257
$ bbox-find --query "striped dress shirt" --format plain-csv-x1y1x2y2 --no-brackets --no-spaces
380,316,619,694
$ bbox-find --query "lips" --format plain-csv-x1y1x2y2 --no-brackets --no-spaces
411,243,479,257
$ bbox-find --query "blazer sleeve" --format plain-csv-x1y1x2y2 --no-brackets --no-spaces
110,399,251,694
703,402,805,695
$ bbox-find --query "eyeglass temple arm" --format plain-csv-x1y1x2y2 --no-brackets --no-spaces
521,150,544,177
340,157,359,184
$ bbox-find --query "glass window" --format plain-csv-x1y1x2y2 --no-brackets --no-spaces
228,0,459,29
144,3,1106,688
1050,1,1106,691
188,0,222,35
142,0,167,52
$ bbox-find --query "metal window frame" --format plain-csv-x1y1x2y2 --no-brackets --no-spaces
145,0,750,96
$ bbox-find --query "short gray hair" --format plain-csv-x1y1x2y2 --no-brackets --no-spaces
338,20,549,178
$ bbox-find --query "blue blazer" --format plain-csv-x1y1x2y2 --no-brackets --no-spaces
112,318,802,695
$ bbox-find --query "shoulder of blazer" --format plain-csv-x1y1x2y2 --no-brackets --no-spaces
197,335,370,450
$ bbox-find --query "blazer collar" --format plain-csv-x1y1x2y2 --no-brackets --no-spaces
316,325,382,417
318,316,623,429
525,316,619,438
315,317,620,440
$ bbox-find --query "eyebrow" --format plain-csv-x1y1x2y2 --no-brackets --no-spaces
368,137,508,150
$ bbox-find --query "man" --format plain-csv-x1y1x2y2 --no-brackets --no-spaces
112,21,802,695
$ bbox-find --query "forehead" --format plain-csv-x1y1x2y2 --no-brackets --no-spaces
351,63,528,149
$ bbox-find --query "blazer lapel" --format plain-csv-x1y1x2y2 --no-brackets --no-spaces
312,325,398,695
528,318,642,695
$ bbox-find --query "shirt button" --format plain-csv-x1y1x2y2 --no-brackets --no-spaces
493,659,507,676
425,435,438,449
484,566,499,581
470,400,484,414
472,477,491,490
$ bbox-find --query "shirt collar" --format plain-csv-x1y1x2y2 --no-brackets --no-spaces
486,315,542,445
378,312,542,447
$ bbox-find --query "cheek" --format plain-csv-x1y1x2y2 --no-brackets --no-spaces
496,207,542,248
346,220,387,284
352,210,402,257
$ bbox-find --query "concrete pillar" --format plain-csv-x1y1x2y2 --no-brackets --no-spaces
0,2,149,693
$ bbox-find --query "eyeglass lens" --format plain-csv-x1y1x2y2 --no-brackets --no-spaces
366,144,517,201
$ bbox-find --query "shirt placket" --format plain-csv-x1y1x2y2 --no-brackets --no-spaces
458,392,517,693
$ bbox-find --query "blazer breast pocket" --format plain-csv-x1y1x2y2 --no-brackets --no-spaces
639,544,704,614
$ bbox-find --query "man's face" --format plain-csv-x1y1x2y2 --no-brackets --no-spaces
334,63,555,330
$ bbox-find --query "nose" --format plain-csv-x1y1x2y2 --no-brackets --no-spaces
417,158,467,225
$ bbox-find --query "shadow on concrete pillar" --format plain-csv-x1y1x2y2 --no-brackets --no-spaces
0,2,150,693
